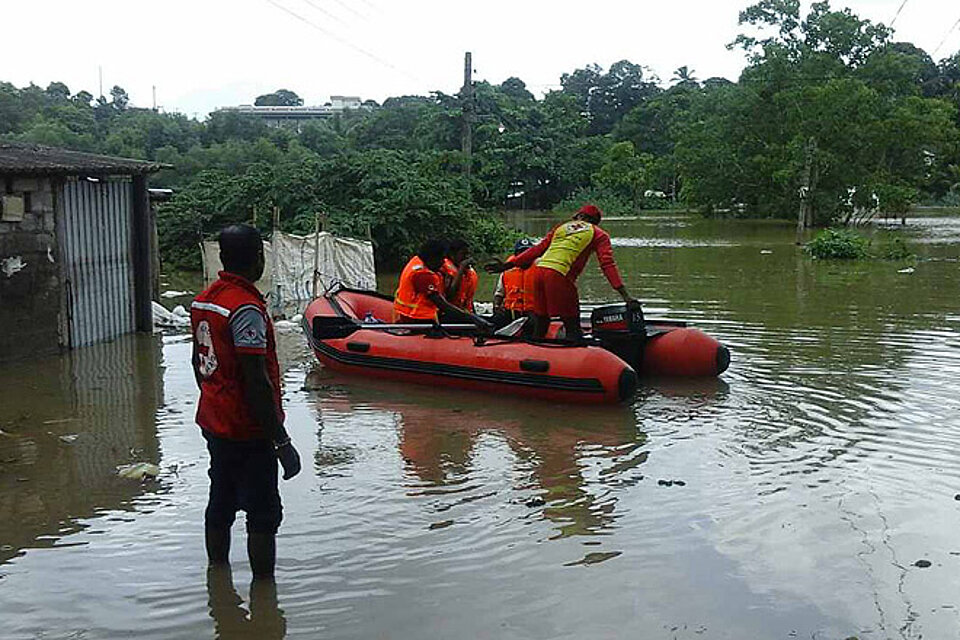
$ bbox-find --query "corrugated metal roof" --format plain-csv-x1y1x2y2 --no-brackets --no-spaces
0,142,168,176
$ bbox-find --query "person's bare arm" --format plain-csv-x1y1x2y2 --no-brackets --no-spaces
191,342,203,389
427,292,492,331
238,354,287,444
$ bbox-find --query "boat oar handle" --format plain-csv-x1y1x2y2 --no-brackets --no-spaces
312,315,476,340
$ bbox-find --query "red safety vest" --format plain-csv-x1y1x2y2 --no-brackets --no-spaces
393,256,441,321
191,271,283,441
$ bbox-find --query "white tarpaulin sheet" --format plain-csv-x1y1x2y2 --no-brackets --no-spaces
201,232,375,316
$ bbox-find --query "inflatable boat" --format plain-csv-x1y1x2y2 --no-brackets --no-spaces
302,289,729,405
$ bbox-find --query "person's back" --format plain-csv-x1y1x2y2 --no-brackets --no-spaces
193,274,281,441
486,205,637,339
394,255,443,322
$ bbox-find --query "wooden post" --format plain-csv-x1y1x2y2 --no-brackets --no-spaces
131,174,153,332
461,51,474,178
797,137,817,244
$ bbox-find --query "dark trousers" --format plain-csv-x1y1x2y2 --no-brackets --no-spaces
204,432,282,535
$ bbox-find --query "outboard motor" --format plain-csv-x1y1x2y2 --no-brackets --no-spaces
590,303,646,369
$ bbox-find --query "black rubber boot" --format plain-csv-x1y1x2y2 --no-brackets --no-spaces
247,532,277,581
205,526,231,566
250,578,287,639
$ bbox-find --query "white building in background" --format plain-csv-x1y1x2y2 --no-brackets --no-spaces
218,96,369,130
329,96,362,110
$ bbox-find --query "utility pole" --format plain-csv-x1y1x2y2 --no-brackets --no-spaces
797,137,817,244
461,51,474,178
98,65,103,99
152,85,157,112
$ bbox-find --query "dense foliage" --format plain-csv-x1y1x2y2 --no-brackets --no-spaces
1,0,958,269
805,228,870,259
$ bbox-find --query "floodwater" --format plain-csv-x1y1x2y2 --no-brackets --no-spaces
3,212,960,639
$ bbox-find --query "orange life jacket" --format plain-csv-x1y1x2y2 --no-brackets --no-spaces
453,267,478,312
441,258,477,312
393,256,440,321
502,267,526,311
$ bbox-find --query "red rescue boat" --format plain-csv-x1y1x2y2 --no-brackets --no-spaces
302,289,729,405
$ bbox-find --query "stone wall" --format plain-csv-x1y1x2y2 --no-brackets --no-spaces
0,176,61,361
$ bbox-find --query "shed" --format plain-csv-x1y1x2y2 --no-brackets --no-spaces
0,143,166,361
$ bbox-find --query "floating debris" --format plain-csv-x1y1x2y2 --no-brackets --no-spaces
897,267,915,274
42,418,76,425
428,520,454,530
117,462,160,481
760,250,773,255
914,559,932,568
152,301,190,328
525,496,546,508
160,290,192,299
58,434,79,444
564,551,622,567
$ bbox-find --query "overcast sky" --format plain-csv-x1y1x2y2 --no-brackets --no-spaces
3,0,958,118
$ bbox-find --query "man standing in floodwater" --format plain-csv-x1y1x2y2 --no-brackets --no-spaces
190,224,301,581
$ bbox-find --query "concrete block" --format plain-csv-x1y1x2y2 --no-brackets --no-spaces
11,177,38,193
31,190,53,212
35,234,55,251
18,214,38,233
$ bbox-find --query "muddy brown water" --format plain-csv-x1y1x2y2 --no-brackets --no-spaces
2,212,960,639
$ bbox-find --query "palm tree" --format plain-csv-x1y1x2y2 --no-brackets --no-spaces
671,66,698,86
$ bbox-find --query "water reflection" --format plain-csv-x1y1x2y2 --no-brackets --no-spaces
311,376,647,540
0,334,163,563
207,566,286,640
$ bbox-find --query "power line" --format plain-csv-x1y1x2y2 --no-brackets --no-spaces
299,0,348,27
933,15,960,56
889,0,909,27
327,0,368,20
263,0,421,81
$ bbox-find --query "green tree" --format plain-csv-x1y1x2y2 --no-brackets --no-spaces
254,89,303,106
592,141,655,209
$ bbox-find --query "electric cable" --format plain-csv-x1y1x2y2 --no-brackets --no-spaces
299,0,348,27
933,15,960,56
328,0,368,20
262,0,422,81
889,0,909,28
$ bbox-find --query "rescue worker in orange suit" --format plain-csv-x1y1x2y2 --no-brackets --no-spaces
491,237,535,330
394,238,492,331
191,224,302,582
485,204,639,340
441,238,478,314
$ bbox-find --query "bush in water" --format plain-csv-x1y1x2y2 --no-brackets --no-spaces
805,228,870,260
